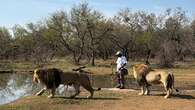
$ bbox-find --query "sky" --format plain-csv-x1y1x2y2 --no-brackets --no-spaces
0,0,195,28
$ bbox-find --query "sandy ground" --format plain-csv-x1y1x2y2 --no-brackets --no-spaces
1,88,194,110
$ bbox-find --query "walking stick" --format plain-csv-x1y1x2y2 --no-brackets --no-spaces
110,61,117,87
111,63,114,75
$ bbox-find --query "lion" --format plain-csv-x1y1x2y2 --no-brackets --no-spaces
33,67,101,98
132,64,178,98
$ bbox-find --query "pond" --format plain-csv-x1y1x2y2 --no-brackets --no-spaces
0,73,136,105
0,73,40,105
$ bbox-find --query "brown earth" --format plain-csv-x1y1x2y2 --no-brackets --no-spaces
1,88,195,110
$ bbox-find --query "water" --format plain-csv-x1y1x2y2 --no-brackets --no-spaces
0,73,136,105
0,73,39,105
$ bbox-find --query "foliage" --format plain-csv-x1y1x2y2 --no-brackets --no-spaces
0,4,195,67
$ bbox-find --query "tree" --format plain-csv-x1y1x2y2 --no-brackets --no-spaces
0,27,12,59
12,25,32,60
156,8,191,67
134,12,157,64
110,8,139,60
85,10,112,66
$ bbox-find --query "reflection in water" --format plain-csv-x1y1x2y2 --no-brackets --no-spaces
0,73,135,105
0,73,39,105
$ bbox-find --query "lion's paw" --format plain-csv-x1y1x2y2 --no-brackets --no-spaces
138,92,144,96
87,96,92,99
164,95,170,99
48,95,54,98
144,92,150,95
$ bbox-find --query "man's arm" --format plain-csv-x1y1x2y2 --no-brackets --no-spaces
119,63,126,70
119,57,127,70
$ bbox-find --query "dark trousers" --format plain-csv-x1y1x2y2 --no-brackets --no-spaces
117,71,125,87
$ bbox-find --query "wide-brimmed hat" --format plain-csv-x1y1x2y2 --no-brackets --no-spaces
115,51,122,56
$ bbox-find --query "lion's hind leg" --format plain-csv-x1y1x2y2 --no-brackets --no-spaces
70,84,80,98
82,83,94,98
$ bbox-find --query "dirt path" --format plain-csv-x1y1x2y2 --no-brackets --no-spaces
104,89,195,110
1,88,195,110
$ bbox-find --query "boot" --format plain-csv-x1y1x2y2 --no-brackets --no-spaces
120,83,125,89
115,84,121,88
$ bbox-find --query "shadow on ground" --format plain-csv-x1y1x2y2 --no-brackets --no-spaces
151,93,195,99
173,94,195,99
55,96,121,100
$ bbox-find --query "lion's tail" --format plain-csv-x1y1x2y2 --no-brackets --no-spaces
167,72,179,92
93,88,101,91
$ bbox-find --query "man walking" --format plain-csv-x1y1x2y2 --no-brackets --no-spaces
115,51,128,89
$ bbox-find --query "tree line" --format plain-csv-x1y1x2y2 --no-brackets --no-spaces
0,3,195,67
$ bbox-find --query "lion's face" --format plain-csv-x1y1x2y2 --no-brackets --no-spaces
33,69,41,83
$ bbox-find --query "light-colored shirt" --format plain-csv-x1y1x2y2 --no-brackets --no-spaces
116,56,127,71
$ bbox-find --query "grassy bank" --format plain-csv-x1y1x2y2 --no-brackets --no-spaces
1,57,195,74
0,57,115,74
0,57,75,73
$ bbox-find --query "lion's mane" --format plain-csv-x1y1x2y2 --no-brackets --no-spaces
34,68,62,89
